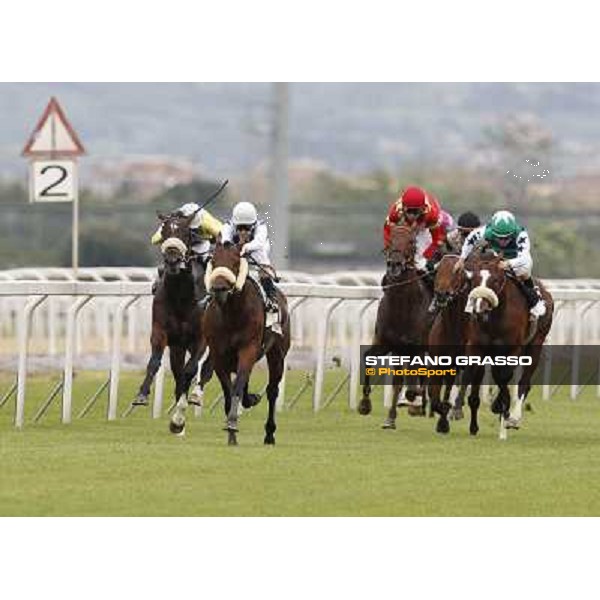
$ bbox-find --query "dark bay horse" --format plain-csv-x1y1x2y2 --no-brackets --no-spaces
459,250,553,439
200,241,291,445
132,212,212,430
358,225,433,428
428,254,484,433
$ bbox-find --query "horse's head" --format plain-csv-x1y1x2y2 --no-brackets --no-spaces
464,250,505,317
433,255,469,310
156,211,195,276
204,241,249,305
384,225,417,278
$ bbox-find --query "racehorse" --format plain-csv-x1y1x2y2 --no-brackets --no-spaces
132,211,213,425
358,224,433,428
459,249,553,439
428,254,484,433
196,240,291,445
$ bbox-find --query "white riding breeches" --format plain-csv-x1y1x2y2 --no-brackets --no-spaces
246,246,271,267
415,229,432,271
509,253,533,278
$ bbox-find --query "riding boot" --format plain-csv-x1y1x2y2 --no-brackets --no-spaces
520,277,546,318
261,277,279,312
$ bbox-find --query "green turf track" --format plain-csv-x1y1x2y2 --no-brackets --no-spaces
1,370,599,516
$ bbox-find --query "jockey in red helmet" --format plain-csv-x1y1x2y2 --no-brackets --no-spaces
383,186,448,270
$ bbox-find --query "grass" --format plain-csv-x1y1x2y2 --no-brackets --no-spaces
1,369,600,516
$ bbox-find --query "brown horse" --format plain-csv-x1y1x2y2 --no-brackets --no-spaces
428,254,484,433
132,212,212,428
459,250,553,439
358,225,433,428
201,241,291,445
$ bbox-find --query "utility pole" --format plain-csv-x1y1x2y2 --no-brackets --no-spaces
270,83,289,269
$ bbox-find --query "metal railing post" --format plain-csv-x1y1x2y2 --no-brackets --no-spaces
349,299,376,410
15,295,47,428
108,296,139,420
312,298,343,412
62,295,93,423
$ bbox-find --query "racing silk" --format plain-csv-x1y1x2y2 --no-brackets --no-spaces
383,192,447,259
151,207,223,255
460,225,532,274
221,220,272,266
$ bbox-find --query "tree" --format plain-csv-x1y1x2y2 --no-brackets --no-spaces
481,113,554,214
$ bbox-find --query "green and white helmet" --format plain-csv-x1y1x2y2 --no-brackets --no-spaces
489,210,518,238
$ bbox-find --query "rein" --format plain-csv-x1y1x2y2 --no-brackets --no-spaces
381,270,431,291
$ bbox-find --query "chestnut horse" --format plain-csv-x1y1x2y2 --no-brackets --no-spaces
133,212,212,421
428,254,484,433
199,241,290,446
458,250,553,439
358,225,433,428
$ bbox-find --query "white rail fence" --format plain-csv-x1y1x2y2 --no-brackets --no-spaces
0,271,599,428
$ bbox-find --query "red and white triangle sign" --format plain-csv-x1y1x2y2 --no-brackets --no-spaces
22,97,85,157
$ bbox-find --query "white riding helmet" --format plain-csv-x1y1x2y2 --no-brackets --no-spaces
232,202,258,227
178,203,203,229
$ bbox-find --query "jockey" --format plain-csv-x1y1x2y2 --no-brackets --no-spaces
384,186,449,272
219,201,279,312
454,210,546,318
151,203,223,300
445,211,481,254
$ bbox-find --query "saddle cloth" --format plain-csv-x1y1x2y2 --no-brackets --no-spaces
248,270,283,335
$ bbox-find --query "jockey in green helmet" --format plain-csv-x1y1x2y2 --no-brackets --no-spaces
454,210,546,319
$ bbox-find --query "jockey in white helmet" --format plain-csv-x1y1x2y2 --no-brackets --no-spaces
151,203,223,301
218,201,278,311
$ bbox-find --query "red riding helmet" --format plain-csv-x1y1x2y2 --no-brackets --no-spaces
401,187,427,212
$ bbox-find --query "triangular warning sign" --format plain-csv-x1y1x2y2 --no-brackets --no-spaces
22,97,85,157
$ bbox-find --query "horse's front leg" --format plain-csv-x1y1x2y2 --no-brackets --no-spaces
492,365,515,440
429,374,450,434
382,377,402,429
226,345,259,445
133,328,166,406
465,365,485,436
169,345,187,436
358,343,385,416
189,346,211,408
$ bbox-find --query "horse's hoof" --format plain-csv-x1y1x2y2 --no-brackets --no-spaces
358,399,372,416
242,393,262,409
228,431,238,446
525,402,533,413
505,417,521,430
469,425,479,436
188,399,203,407
405,390,418,402
381,419,396,430
264,436,275,445
169,420,185,436
436,419,450,435
449,408,464,421
132,394,149,407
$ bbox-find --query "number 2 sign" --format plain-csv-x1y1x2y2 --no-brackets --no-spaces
30,160,77,203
